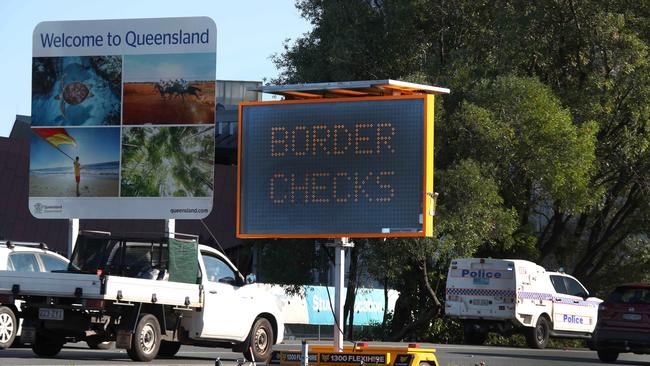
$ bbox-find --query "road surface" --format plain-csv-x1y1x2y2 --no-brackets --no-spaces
0,342,647,365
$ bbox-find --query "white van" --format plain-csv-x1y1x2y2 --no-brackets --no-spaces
445,258,602,348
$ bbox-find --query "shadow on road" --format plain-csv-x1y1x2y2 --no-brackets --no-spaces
0,349,229,363
448,351,650,365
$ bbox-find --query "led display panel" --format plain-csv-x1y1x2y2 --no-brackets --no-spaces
238,95,434,238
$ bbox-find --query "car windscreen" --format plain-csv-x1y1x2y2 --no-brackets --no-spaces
68,236,117,273
608,287,650,304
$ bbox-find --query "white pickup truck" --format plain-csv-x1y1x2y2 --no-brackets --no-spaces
0,231,283,362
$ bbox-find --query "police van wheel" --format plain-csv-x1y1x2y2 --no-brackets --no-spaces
526,316,550,349
465,332,487,345
463,323,487,345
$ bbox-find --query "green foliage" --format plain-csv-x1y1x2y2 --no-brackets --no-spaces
443,76,598,214
425,317,464,344
436,159,519,257
252,239,323,295
271,0,650,340
485,332,586,350
120,126,214,197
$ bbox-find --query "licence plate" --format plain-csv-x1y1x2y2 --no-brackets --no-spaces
472,299,490,306
38,308,64,321
622,313,642,321
473,278,490,285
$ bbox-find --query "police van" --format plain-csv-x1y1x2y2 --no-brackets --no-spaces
445,258,602,348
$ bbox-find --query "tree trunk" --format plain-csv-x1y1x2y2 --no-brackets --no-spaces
389,259,441,341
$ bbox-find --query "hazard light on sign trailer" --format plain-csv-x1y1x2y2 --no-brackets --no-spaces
237,93,437,238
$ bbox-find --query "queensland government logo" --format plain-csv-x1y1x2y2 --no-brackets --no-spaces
33,203,63,214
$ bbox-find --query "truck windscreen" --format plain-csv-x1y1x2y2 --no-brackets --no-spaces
68,236,117,273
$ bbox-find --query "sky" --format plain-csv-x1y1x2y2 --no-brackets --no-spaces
123,53,216,82
0,0,312,137
30,127,121,170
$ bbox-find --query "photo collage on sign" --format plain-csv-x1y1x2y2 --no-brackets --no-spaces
30,53,216,198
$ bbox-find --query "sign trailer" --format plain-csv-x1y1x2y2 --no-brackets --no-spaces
236,80,449,355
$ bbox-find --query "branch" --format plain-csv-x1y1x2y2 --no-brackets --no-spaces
574,182,639,276
388,259,441,341
586,234,628,279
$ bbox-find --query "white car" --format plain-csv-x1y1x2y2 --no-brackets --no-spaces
0,240,68,349
445,258,602,348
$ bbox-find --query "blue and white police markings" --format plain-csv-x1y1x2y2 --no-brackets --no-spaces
461,269,502,279
556,313,590,325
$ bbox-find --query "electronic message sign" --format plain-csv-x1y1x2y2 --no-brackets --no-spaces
237,95,435,238
29,17,216,219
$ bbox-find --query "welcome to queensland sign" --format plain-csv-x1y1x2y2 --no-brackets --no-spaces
29,17,216,219
237,95,435,238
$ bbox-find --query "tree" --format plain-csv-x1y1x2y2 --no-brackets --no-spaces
362,160,519,340
271,0,649,337
253,239,320,295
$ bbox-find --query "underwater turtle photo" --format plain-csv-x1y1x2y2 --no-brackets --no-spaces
53,74,93,120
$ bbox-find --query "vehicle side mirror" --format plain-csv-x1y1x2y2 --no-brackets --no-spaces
245,273,256,284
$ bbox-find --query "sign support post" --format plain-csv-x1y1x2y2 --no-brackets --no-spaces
67,218,79,255
332,237,353,352
300,340,309,366
165,219,175,239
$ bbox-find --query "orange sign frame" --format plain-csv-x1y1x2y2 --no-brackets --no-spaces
236,94,435,238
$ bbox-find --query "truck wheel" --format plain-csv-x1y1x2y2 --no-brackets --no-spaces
126,314,161,362
32,336,64,358
525,316,550,349
597,350,619,363
243,317,274,363
157,340,181,358
463,323,487,345
0,306,16,349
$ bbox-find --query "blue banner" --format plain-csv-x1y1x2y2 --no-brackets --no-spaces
304,286,387,326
